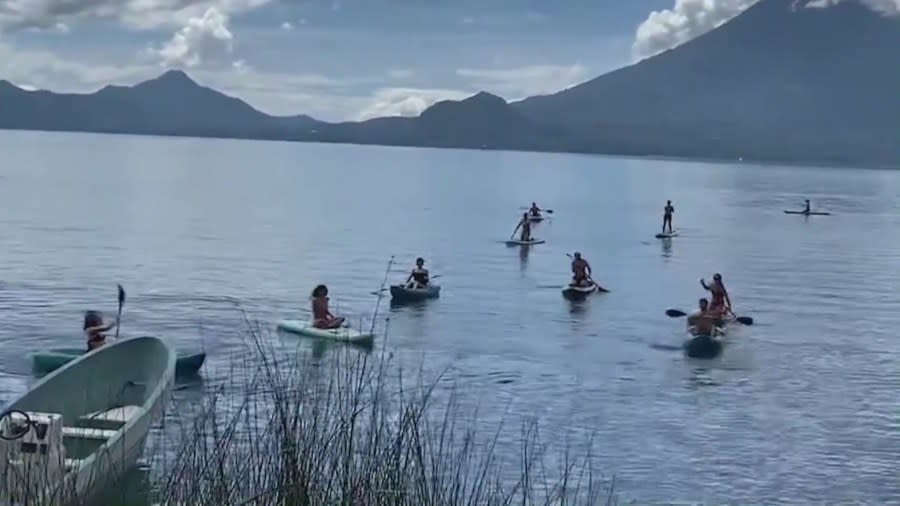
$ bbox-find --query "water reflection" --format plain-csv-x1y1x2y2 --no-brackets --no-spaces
660,237,673,259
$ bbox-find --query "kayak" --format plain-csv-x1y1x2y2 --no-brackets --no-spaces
784,210,830,216
276,319,374,343
30,347,206,376
683,333,723,359
527,214,544,222
390,283,441,301
656,230,679,238
506,239,545,246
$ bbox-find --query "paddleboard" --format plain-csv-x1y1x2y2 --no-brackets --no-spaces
527,215,544,222
505,239,545,246
655,230,679,239
784,210,830,216
277,319,374,343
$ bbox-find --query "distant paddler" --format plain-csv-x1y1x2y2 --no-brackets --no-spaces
404,257,430,289
529,202,542,218
511,212,533,242
570,251,593,287
662,200,674,234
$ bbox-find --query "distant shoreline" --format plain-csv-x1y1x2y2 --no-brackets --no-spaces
0,125,891,172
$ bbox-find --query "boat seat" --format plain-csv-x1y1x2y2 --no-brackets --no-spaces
79,405,141,425
62,427,117,440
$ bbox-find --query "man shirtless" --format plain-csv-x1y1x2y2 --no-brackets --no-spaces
570,252,592,287
687,298,718,336
700,273,732,318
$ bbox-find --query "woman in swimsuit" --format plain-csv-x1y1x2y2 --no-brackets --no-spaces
405,257,430,289
311,284,345,329
700,273,731,319
84,310,118,351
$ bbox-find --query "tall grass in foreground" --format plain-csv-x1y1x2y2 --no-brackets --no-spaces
153,318,618,506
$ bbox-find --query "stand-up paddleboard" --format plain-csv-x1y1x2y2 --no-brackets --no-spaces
561,281,608,299
655,230,679,239
784,210,830,216
277,319,374,343
505,239,545,246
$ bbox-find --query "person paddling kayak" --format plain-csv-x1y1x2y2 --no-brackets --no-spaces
803,199,810,213
511,212,533,241
311,284,345,329
686,298,718,336
700,273,732,318
570,252,593,287
405,257,430,289
84,310,118,351
529,202,542,218
662,200,674,234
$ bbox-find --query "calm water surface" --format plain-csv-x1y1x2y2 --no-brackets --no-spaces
0,131,898,505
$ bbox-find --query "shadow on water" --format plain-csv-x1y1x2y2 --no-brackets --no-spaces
389,297,433,314
660,237,673,259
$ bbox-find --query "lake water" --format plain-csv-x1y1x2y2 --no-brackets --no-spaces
0,130,898,505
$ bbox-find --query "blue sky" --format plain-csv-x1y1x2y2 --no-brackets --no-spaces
0,0,892,120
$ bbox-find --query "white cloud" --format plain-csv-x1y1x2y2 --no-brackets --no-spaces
151,7,235,68
633,0,900,61
632,0,758,61
0,0,273,31
356,87,472,120
281,21,294,30
456,64,589,99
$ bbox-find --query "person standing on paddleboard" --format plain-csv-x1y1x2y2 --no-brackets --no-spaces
405,257,430,289
512,212,533,242
700,273,732,319
570,252,592,287
662,200,674,234
311,284,345,329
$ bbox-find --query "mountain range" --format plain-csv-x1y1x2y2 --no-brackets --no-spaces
1,0,897,167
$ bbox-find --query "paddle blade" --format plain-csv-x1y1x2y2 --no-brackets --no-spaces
117,284,126,305
736,316,754,325
666,309,687,317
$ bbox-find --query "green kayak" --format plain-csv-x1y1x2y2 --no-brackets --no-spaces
31,348,206,377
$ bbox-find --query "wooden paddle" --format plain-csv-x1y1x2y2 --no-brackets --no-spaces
666,308,753,325
114,284,125,339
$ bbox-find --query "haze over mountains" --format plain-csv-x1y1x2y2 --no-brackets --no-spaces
0,0,896,167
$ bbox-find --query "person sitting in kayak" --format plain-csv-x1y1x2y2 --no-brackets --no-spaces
84,310,118,351
311,284,345,329
687,298,718,336
700,273,732,318
803,199,810,213
511,212,533,242
570,252,592,287
405,257,430,289
529,202,542,217
662,200,674,234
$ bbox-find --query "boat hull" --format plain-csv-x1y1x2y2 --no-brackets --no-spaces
389,284,441,301
30,348,205,377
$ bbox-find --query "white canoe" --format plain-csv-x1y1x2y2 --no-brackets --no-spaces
277,319,374,343
0,336,175,505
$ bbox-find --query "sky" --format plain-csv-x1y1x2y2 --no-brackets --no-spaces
0,0,896,121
